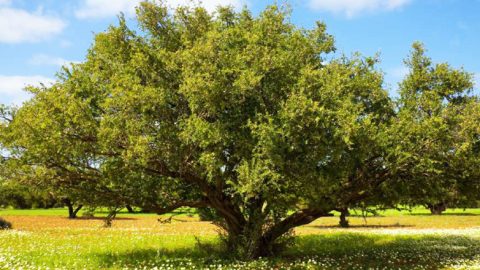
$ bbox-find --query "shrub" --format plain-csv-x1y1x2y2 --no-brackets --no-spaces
81,207,96,218
0,217,12,230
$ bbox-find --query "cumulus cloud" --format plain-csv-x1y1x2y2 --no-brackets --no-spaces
308,0,412,18
75,0,247,19
0,7,66,43
29,54,79,67
0,75,54,105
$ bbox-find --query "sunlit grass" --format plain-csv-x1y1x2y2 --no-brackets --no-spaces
1,208,479,269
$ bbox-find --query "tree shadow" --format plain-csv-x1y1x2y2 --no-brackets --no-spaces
407,212,479,216
92,233,480,269
93,242,224,269
312,224,414,229
287,234,480,269
76,217,137,221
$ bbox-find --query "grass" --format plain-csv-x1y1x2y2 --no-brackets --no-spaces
1,208,479,269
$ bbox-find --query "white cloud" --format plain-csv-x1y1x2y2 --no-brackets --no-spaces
0,7,66,43
29,54,79,67
75,0,247,19
75,0,140,19
0,0,11,6
308,0,412,18
0,75,54,105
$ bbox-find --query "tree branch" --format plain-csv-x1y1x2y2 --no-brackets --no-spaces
262,207,332,244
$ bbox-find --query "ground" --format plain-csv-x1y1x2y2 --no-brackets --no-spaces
0,208,479,269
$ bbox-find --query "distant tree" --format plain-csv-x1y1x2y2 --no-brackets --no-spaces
391,43,480,214
1,105,104,218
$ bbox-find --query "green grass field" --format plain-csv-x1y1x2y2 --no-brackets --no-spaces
1,208,479,269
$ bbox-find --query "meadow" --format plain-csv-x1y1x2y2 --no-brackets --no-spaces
0,208,479,269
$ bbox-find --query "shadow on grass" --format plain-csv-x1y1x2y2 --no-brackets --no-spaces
76,217,137,221
286,234,480,269
341,211,480,218
92,233,480,269
311,224,414,229
407,212,479,216
94,239,225,269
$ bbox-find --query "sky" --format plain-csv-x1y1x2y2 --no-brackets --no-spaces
0,0,479,105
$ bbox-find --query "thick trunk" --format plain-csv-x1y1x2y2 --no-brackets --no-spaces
242,208,331,258
427,203,446,215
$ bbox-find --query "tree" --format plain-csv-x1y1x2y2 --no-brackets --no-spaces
391,43,480,214
2,2,478,259
0,2,397,257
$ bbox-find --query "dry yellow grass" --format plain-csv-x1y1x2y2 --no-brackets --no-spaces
5,213,480,235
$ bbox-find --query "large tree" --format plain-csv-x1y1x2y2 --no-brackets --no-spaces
0,2,394,257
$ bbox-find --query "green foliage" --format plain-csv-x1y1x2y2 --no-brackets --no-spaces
0,181,57,209
389,42,480,212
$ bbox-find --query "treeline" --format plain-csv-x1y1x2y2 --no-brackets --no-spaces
0,182,57,209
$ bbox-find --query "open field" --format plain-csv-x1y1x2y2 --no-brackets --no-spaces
1,208,480,269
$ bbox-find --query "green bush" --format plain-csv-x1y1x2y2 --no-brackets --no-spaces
0,217,12,230
82,207,96,218
0,183,58,209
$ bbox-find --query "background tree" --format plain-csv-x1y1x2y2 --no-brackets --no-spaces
391,43,480,214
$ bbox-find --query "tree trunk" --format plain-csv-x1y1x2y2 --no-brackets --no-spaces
126,205,134,213
243,208,331,259
339,208,350,227
427,203,446,215
72,205,83,218
62,198,83,219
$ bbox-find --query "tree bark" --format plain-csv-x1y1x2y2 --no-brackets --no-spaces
62,198,83,219
251,208,332,258
125,205,135,213
72,205,83,218
338,208,350,227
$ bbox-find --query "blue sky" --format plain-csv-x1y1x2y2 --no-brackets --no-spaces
0,0,479,105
